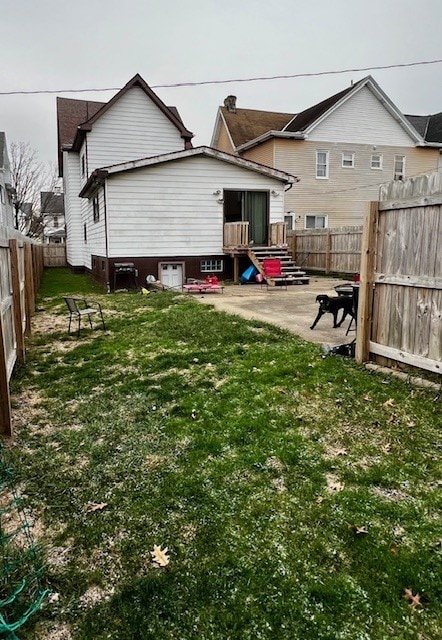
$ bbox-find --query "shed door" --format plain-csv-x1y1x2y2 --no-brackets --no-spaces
160,263,183,288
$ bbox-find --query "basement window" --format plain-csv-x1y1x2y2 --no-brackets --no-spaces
201,259,223,272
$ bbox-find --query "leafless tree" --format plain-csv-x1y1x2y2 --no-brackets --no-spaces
9,141,60,239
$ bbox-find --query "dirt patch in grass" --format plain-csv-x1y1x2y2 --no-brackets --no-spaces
32,312,67,334
35,624,73,640
11,388,46,431
79,584,114,609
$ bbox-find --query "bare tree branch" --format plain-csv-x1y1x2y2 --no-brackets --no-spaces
9,142,60,239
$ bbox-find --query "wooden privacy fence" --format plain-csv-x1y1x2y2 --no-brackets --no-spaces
43,244,67,267
356,171,442,374
289,226,362,274
0,226,43,436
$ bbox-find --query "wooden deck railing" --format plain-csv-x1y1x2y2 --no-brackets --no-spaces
223,222,249,249
268,222,287,246
223,221,288,251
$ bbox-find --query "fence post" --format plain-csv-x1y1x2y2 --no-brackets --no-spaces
9,240,26,364
325,229,332,274
0,307,12,436
355,202,379,364
24,243,35,335
291,233,297,264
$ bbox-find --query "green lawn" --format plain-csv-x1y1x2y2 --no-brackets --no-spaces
5,268,442,639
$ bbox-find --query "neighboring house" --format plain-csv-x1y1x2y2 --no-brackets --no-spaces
41,190,65,244
57,74,296,290
0,133,15,228
211,76,442,229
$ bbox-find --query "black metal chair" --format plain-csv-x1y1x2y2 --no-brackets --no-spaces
345,285,359,335
63,297,106,337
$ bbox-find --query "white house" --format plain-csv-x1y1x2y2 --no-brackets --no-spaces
41,190,65,244
57,74,296,290
211,76,442,230
0,133,15,229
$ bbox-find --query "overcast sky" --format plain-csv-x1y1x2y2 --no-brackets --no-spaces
1,0,442,169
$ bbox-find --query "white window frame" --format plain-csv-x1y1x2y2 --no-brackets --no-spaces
201,259,223,273
316,150,329,179
284,214,294,231
305,214,328,230
394,155,406,180
342,152,355,168
93,195,100,223
371,154,383,170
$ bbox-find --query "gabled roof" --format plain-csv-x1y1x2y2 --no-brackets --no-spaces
283,76,424,145
215,107,295,148
283,84,355,133
79,146,297,198
71,74,194,150
219,76,438,153
57,74,193,175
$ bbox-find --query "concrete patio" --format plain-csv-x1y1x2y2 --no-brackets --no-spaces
192,276,356,348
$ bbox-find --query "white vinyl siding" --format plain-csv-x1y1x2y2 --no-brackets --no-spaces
106,156,286,257
63,152,83,266
83,187,106,269
85,87,184,176
316,150,329,179
308,86,416,147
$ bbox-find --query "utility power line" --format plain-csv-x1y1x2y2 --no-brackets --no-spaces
0,58,441,96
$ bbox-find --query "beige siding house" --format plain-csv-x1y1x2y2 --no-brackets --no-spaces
211,76,442,229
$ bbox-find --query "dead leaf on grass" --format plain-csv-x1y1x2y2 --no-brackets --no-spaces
86,502,108,513
383,398,395,408
403,588,423,609
151,544,170,567
326,474,345,493
351,525,368,536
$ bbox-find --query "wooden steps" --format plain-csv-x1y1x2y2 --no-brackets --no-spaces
248,246,309,286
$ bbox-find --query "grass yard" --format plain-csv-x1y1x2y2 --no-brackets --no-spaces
4,268,441,639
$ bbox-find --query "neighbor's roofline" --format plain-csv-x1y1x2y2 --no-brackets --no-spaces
210,108,236,151
288,76,425,144
79,146,297,197
236,130,305,152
